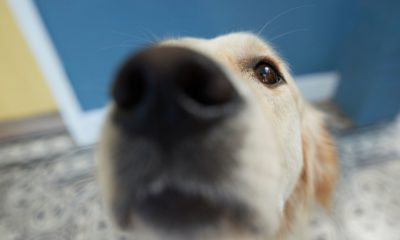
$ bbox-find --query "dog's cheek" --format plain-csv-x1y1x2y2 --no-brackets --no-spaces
301,111,338,208
232,106,287,235
314,126,338,207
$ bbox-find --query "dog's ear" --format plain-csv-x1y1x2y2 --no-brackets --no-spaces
301,105,338,208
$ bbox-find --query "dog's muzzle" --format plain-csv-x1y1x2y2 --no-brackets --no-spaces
107,46,247,230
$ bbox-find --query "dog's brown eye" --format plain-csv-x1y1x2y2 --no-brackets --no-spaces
254,62,282,86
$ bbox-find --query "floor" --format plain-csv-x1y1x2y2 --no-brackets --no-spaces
0,110,399,240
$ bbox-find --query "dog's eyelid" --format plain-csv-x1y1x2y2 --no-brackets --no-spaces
253,57,282,75
241,57,283,77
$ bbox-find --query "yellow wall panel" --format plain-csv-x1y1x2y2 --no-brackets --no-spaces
0,1,57,122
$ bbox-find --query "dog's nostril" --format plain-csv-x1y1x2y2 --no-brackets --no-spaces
112,66,146,109
176,61,235,107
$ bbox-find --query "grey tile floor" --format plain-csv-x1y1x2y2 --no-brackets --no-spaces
0,115,399,240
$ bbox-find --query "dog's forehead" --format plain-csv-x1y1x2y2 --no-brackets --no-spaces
212,32,277,59
160,32,282,65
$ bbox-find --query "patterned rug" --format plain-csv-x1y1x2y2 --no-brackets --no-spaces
0,116,399,240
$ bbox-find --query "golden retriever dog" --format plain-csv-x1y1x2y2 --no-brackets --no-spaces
96,32,338,240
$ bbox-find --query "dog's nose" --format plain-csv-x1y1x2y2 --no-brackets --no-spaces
111,46,241,139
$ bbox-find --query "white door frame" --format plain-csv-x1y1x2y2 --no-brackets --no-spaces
7,0,105,145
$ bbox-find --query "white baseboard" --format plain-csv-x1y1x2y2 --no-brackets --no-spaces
8,0,339,145
296,71,339,102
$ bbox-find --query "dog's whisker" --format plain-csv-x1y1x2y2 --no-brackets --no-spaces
110,29,139,39
139,27,161,44
107,29,159,48
269,28,309,42
110,29,157,44
257,4,313,36
98,42,143,51
98,38,152,51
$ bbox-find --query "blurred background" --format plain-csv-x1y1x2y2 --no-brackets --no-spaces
0,0,399,239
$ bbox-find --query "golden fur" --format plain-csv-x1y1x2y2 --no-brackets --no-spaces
97,32,339,240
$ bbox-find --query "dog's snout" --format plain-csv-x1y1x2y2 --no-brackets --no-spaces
112,46,241,135
113,46,239,112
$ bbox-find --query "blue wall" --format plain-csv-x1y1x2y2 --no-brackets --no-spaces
335,0,400,126
35,0,356,111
